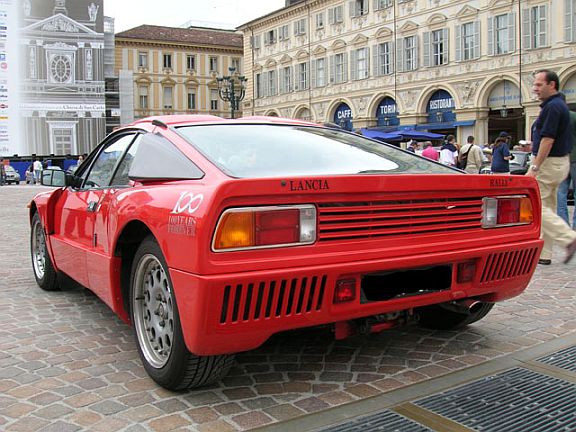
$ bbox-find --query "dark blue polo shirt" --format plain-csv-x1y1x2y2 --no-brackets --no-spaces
531,93,572,156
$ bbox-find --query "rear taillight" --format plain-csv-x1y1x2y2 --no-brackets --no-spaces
482,196,533,228
213,205,316,251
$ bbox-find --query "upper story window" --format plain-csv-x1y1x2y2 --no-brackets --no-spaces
424,29,449,67
268,70,277,96
163,86,173,110
279,24,290,41
232,58,241,73
374,42,393,76
329,6,344,25
209,56,218,72
523,5,548,49
138,85,148,109
297,62,308,90
397,35,418,72
186,54,196,71
210,89,219,111
264,29,277,45
138,52,148,69
351,47,369,80
256,73,263,98
187,89,196,110
163,53,172,69
312,57,327,87
456,21,480,61
280,66,292,93
252,35,261,49
488,13,516,55
374,0,393,10
294,18,307,36
316,12,325,29
350,0,369,18
566,0,576,42
330,52,348,84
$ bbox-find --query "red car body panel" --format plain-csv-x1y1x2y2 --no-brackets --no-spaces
31,116,544,357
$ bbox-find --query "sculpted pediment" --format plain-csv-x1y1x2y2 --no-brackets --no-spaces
279,54,293,64
295,49,309,60
351,34,369,46
331,39,347,50
375,27,393,39
265,58,277,68
488,0,511,9
455,5,479,19
313,45,327,55
426,13,447,26
23,13,99,35
253,63,263,72
399,21,418,33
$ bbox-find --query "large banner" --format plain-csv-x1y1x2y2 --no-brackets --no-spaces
0,0,19,157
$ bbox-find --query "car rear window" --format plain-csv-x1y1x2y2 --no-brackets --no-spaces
177,124,456,178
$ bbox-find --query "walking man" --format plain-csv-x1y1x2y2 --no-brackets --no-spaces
526,69,576,265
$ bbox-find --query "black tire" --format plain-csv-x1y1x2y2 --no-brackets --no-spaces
130,236,233,390
417,301,494,330
30,212,59,291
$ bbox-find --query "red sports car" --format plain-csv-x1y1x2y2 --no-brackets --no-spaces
30,115,543,390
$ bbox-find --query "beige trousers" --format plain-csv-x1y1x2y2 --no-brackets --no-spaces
535,155,576,260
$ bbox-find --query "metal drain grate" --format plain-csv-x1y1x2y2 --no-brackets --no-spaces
317,410,432,432
537,345,576,372
415,368,576,432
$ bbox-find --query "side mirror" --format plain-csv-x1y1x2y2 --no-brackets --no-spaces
41,170,67,187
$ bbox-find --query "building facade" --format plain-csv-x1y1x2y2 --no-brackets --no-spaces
239,0,576,145
114,25,243,122
20,0,105,156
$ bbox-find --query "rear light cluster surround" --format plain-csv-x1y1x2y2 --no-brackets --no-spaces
482,195,533,228
213,205,317,252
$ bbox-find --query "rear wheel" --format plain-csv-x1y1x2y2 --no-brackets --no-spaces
417,301,494,330
30,213,59,291
130,236,233,390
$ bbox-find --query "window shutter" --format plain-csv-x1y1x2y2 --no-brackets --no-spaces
565,0,575,42
372,44,379,76
473,21,481,58
509,12,516,52
423,32,431,67
349,1,357,18
329,55,335,83
487,17,494,55
329,8,335,24
310,60,317,88
343,53,349,82
522,8,531,50
365,46,370,78
263,73,269,97
351,49,358,80
396,38,403,72
455,25,462,62
414,35,419,69
389,41,395,74
373,0,380,11
442,28,449,63
279,68,285,93
541,5,548,47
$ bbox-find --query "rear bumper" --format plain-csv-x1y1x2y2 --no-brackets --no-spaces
170,239,542,356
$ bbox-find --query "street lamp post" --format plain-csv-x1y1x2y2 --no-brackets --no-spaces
217,67,247,119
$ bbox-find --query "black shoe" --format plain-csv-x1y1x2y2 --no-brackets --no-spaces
538,259,552,265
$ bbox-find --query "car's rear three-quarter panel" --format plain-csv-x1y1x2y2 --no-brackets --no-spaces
165,173,543,356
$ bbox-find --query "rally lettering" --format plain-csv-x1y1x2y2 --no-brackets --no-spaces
289,179,330,191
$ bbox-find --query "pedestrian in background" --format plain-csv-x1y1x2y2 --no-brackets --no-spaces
527,69,576,265
439,135,458,166
33,159,43,184
556,94,576,229
0,159,5,186
458,135,484,173
421,141,439,161
490,137,512,174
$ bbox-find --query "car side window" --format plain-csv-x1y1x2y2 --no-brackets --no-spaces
110,135,142,186
84,134,136,188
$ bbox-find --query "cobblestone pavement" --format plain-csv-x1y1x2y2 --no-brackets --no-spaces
1,185,575,432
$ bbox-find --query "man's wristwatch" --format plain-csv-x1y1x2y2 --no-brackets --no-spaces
530,165,539,172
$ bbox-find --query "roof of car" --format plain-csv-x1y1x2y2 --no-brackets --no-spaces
129,115,320,128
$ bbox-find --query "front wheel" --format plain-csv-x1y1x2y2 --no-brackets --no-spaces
30,213,59,291
417,301,495,330
130,236,233,390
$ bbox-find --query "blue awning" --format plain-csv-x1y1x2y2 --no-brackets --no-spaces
361,128,403,142
453,120,476,127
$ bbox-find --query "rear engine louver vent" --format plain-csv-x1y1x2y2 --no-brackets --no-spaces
480,248,538,283
220,275,327,324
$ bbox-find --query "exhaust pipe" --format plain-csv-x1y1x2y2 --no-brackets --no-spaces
444,299,483,315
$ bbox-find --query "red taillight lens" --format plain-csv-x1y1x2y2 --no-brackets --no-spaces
256,209,299,246
482,196,533,228
213,205,316,251
457,261,476,284
333,278,356,304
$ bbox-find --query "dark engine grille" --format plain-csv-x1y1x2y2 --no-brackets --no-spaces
480,248,538,283
317,197,483,241
219,275,327,324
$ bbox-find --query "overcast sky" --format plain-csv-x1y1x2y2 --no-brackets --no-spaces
104,0,286,32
